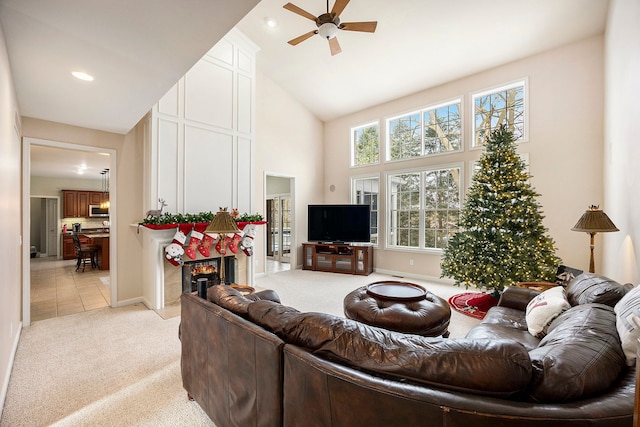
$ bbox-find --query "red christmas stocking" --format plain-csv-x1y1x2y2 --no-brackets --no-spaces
228,233,242,254
198,233,215,258
185,230,203,260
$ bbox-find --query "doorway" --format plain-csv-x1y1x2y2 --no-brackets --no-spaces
266,196,291,263
265,175,295,273
30,196,59,257
22,137,117,327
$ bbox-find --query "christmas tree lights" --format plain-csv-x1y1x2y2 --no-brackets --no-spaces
440,125,561,294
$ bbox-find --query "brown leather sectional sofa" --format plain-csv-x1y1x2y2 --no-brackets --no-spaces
180,274,637,427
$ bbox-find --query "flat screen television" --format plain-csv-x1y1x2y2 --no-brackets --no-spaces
307,204,371,244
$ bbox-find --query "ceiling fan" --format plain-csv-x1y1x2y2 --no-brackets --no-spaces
283,0,377,56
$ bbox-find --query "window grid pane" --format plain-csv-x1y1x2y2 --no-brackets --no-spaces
352,123,379,166
473,83,525,147
352,177,379,245
389,113,422,161
423,103,461,155
389,172,420,248
422,168,460,249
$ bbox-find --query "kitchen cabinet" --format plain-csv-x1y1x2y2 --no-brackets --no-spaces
62,190,109,218
89,192,107,205
77,191,90,217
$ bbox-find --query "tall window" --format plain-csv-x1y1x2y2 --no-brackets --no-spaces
387,166,461,250
387,99,461,161
351,122,379,166
351,176,379,245
472,80,526,147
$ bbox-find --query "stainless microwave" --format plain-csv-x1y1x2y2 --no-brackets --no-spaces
89,204,109,217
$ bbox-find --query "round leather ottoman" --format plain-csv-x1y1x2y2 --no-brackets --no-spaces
343,284,451,337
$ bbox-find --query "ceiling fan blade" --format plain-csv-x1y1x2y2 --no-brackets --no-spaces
283,3,318,21
339,21,378,33
330,0,350,19
328,36,342,56
287,30,317,46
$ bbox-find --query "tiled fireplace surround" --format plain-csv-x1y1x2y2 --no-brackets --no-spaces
140,227,248,309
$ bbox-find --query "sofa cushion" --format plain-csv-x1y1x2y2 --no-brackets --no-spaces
525,286,570,338
566,273,628,307
528,303,626,402
248,300,532,397
614,284,640,366
208,285,252,316
208,285,281,317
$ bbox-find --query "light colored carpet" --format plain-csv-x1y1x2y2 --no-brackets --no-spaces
0,270,480,426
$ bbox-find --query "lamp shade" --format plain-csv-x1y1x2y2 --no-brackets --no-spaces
205,208,240,235
571,205,619,233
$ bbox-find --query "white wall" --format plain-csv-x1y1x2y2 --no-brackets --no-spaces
603,0,640,284
253,71,324,272
324,36,605,281
0,20,22,414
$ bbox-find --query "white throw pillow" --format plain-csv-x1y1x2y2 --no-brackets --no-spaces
525,286,570,338
614,284,640,366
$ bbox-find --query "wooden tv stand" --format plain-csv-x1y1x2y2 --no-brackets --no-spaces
302,243,373,276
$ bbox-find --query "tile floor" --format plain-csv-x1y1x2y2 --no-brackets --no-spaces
266,259,290,274
30,256,111,322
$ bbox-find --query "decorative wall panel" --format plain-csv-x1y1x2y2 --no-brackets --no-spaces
157,118,180,212
184,59,233,129
184,125,234,213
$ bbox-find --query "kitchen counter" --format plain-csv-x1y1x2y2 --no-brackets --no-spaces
81,233,110,270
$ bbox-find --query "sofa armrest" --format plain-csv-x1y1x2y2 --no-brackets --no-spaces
498,286,540,311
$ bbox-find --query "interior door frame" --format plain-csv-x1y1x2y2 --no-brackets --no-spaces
22,137,117,327
264,173,295,271
30,195,60,257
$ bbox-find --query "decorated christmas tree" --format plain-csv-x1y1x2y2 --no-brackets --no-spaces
441,125,561,294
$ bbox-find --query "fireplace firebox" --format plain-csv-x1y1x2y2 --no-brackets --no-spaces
181,256,236,293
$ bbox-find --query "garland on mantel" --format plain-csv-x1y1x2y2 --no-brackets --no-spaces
139,209,264,229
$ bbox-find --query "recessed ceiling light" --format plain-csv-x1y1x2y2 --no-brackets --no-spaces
72,71,94,81
265,17,278,28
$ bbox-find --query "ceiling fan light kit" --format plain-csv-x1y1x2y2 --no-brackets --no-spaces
283,0,377,56
318,22,339,39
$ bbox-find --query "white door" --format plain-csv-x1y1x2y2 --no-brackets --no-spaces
266,196,291,263
46,198,58,256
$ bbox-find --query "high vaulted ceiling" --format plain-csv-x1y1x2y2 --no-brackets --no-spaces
2,0,608,178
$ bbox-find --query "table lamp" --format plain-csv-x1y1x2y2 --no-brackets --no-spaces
204,208,239,284
571,205,618,273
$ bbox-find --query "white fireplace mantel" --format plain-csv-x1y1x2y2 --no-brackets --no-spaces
136,225,250,310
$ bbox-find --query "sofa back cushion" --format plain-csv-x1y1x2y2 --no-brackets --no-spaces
208,285,252,316
528,303,626,402
614,284,640,366
566,273,628,307
248,300,532,397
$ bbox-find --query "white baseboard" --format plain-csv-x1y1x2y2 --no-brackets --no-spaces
114,297,146,308
0,320,22,416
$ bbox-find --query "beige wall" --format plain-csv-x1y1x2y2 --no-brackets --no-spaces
22,117,145,304
253,71,324,272
324,36,605,281
31,176,102,196
603,0,640,284
0,20,22,411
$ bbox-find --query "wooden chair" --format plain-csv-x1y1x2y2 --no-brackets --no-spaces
72,233,99,272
